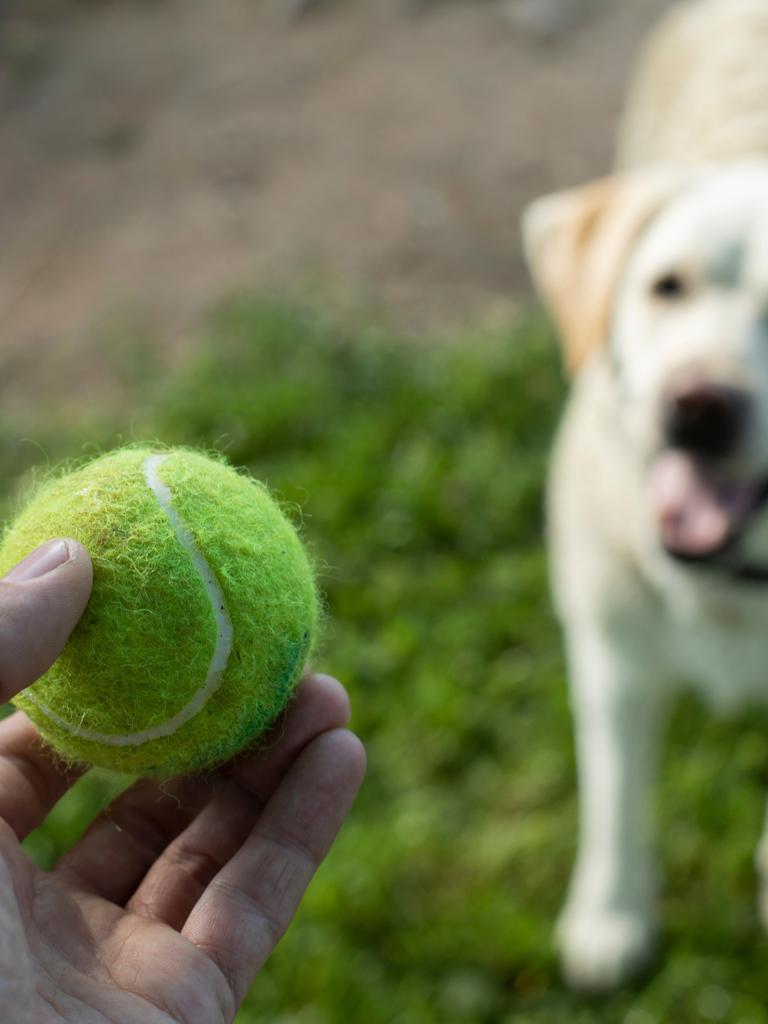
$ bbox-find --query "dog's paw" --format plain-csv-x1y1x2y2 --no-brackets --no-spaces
557,905,657,992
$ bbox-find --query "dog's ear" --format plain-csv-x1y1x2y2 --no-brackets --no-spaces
522,174,679,373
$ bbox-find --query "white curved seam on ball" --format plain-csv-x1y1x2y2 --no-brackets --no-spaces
25,453,234,746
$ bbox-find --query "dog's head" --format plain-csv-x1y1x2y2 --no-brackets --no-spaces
524,162,768,575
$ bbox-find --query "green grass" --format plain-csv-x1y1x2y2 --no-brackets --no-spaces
7,296,768,1023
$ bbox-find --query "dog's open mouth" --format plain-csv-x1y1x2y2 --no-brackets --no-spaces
649,450,768,562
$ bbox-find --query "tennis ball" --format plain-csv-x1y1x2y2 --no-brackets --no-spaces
0,447,320,777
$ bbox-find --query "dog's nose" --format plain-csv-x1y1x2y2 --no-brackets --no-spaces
662,380,750,458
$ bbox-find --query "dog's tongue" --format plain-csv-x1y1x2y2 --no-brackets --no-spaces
650,451,759,558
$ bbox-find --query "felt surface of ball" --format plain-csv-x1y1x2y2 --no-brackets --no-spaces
0,447,320,776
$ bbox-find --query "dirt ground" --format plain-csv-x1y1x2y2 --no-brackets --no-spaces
0,0,672,411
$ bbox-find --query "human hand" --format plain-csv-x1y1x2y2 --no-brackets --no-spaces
0,539,365,1023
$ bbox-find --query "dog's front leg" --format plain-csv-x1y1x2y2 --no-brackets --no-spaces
754,802,768,931
558,624,667,992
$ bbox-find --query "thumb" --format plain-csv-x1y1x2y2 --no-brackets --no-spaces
0,539,93,703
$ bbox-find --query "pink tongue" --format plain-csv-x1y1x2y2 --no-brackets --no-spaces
650,452,758,557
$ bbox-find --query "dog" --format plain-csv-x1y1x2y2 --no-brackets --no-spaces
523,0,768,992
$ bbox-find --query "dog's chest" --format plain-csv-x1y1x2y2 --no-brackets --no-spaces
665,590,768,710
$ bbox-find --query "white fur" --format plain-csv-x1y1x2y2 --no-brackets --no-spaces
525,0,768,992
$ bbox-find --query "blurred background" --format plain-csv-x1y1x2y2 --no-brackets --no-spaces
5,2,768,1022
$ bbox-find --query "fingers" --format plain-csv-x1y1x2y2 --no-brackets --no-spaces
182,728,365,1010
0,540,93,837
0,539,93,701
126,674,350,924
0,713,84,839
55,774,214,901
57,674,350,907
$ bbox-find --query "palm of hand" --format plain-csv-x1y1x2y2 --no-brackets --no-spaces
1,835,229,1023
0,676,363,1024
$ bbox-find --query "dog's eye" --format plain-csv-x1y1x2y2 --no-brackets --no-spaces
651,272,687,300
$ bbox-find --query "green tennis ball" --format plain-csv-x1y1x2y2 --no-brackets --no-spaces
0,446,320,777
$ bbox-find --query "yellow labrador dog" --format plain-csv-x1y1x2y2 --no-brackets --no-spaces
523,0,768,992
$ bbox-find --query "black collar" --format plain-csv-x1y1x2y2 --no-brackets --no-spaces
728,561,768,583
668,549,768,584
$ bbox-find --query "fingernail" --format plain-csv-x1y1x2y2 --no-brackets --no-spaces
3,539,74,582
